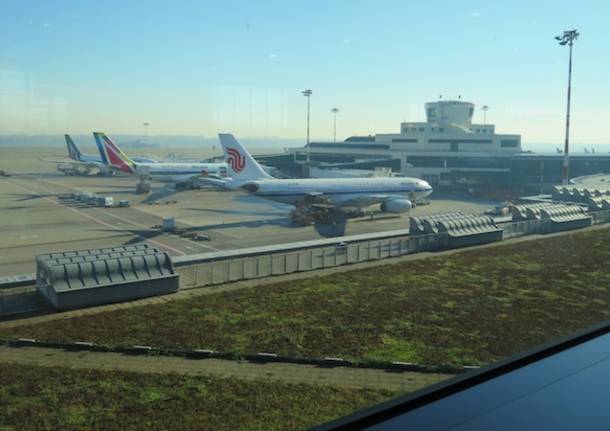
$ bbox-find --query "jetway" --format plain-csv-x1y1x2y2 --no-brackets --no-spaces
36,244,178,310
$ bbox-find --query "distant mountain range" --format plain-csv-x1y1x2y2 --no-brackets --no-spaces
0,134,608,154
0,134,305,150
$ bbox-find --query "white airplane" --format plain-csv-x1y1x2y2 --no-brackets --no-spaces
94,132,227,185
213,133,433,222
39,134,159,176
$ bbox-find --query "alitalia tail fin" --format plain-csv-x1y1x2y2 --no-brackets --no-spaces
65,135,82,161
93,132,135,174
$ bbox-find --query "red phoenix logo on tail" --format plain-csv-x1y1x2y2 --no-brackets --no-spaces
226,147,245,173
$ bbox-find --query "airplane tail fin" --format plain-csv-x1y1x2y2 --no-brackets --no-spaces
93,132,136,174
218,133,272,181
65,135,82,161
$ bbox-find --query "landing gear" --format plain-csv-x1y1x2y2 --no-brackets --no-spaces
290,204,342,226
346,209,365,218
136,177,150,194
290,206,315,225
409,192,417,208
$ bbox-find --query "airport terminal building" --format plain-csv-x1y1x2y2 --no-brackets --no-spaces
259,100,610,192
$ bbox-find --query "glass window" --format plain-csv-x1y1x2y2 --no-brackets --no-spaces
2,4,604,431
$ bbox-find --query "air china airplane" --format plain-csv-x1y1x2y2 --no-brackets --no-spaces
213,134,433,219
94,132,227,185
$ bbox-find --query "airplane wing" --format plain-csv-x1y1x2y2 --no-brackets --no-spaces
195,177,230,188
144,186,180,203
37,156,97,168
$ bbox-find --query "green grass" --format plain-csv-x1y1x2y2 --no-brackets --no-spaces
2,228,610,366
0,363,394,431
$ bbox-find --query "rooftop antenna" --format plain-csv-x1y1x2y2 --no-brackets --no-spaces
458,95,462,99
481,105,490,125
439,95,442,99
143,122,149,150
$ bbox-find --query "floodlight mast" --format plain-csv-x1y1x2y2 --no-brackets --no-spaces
302,89,312,163
331,107,339,144
556,29,579,185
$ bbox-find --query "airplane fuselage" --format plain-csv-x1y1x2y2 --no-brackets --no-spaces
245,177,433,208
133,162,227,183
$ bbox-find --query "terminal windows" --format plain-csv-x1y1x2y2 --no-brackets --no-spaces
419,127,425,132
501,139,519,147
439,127,444,132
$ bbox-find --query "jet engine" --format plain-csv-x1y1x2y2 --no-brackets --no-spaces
380,199,412,213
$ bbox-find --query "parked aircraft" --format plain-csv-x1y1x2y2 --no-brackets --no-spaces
39,134,158,175
94,132,227,186
214,133,432,223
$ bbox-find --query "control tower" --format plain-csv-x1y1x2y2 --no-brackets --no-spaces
424,100,475,129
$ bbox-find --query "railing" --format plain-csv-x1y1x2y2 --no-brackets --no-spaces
177,233,448,289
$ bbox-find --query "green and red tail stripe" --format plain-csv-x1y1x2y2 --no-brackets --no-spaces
93,132,135,174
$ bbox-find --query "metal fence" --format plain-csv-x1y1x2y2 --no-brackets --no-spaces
589,209,610,225
178,233,448,289
501,219,550,239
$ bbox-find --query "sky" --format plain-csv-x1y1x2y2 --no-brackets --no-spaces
1,0,609,146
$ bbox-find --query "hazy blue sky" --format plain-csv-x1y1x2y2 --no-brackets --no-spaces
1,0,608,145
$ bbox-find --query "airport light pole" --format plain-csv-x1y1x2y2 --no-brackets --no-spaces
143,122,149,146
302,89,312,163
331,107,339,143
481,105,489,125
555,29,579,185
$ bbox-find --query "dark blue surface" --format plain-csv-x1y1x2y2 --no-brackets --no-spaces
367,333,610,431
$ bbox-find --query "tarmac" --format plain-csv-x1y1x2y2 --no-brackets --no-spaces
0,170,495,277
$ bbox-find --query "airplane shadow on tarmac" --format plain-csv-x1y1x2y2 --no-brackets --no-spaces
8,192,57,201
183,207,285,218
93,214,348,247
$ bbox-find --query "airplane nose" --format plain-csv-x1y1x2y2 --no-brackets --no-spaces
418,180,432,191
